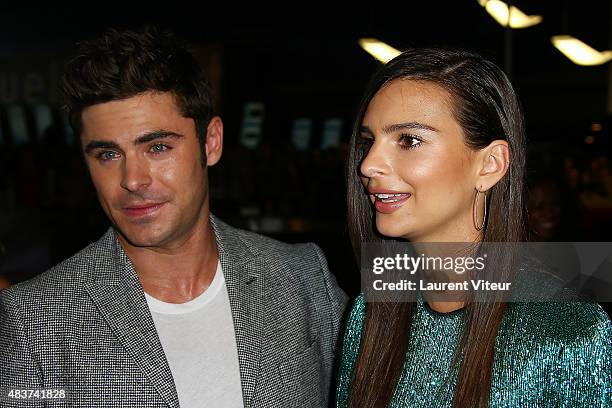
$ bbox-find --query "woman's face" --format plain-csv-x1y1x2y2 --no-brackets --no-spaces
359,79,482,242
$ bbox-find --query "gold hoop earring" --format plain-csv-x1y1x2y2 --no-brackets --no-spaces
473,188,487,231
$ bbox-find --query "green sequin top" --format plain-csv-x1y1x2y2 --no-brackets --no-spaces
336,294,612,407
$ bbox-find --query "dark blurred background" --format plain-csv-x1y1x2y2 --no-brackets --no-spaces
0,2,611,304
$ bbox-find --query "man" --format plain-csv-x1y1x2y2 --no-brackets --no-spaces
0,27,347,408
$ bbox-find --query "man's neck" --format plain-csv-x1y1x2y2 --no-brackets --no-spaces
119,219,219,304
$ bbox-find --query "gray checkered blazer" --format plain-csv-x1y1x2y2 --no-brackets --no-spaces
0,215,348,407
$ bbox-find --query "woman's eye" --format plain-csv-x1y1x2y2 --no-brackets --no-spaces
358,135,374,145
398,134,422,149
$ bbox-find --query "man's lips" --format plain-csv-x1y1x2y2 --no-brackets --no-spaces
121,202,167,217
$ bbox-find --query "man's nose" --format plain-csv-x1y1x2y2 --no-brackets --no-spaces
120,157,152,192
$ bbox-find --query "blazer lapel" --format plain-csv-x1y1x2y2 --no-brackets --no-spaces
84,230,180,408
211,216,264,408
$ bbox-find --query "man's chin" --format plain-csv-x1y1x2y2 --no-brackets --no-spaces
115,227,168,249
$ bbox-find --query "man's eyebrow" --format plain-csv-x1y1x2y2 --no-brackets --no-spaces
84,140,121,154
83,131,185,154
382,122,438,133
134,130,185,145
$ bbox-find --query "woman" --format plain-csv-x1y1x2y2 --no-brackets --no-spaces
337,48,611,407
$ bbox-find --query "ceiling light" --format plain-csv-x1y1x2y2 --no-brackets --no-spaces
358,38,401,63
551,35,612,66
479,0,542,28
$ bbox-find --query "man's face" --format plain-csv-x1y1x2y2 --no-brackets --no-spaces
81,91,222,249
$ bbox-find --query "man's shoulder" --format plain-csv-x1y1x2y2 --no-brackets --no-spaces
213,216,320,261
237,226,316,256
1,229,113,301
213,217,333,296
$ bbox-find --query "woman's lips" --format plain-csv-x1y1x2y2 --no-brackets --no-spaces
371,193,411,214
122,202,166,217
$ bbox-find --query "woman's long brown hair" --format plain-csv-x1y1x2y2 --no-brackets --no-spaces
346,48,526,408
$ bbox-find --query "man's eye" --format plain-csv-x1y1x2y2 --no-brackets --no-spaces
97,151,120,161
150,144,169,153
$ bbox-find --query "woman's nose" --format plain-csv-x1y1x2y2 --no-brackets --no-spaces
360,141,392,178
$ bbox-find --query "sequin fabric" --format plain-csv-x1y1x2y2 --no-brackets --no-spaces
336,295,612,407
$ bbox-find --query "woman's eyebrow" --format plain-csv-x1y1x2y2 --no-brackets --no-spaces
383,122,439,133
359,126,374,136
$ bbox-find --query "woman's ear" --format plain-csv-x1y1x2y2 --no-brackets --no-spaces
475,140,510,191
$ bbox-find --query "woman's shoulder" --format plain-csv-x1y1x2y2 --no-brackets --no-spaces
507,264,611,343
503,298,611,348
497,297,611,404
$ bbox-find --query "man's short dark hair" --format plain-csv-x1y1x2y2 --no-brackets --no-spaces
61,26,213,148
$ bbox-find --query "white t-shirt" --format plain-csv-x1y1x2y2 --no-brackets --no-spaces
145,262,244,408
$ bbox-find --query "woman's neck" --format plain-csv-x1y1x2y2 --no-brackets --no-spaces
410,238,481,314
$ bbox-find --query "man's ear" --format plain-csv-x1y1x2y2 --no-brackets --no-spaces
204,116,223,167
475,140,510,191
